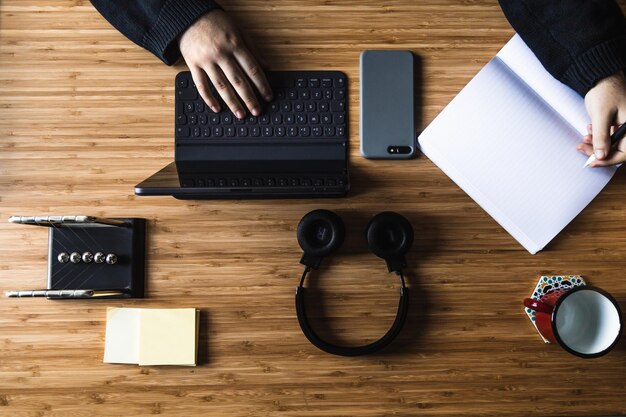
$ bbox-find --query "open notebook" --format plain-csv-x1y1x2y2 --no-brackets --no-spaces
418,35,617,254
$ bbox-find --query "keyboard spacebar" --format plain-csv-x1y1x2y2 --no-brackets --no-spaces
176,141,345,162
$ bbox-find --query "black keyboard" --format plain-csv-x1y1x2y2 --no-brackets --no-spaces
175,71,348,141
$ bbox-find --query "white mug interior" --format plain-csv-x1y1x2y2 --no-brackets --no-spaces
555,289,621,356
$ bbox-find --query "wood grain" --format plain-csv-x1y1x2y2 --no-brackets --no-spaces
2,1,626,416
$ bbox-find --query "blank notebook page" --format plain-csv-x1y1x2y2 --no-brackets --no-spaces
418,57,615,254
497,35,590,136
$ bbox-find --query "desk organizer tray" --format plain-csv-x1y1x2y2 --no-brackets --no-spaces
7,216,146,299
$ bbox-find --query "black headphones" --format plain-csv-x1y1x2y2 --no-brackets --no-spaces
295,209,413,356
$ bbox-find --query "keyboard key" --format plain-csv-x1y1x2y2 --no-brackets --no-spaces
195,102,204,112
334,113,345,124
197,179,205,187
306,102,316,112
213,127,223,137
217,178,227,187
177,77,188,88
276,126,286,137
290,178,300,186
259,115,270,125
234,116,245,124
337,126,346,137
294,102,304,112
285,114,295,124
246,115,257,124
309,78,320,87
331,101,345,112
267,178,276,186
313,178,324,186
319,102,329,112
279,178,288,186
272,114,283,124
281,101,292,112
176,126,190,137
253,178,264,186
321,114,332,124
176,115,187,125
189,114,197,125
296,114,307,124
287,126,298,137
222,114,233,124
324,89,333,100
322,78,333,88
326,179,336,186
184,102,194,113
250,126,261,137
300,89,310,100
312,126,322,137
262,126,274,137
334,89,345,100
324,126,335,136
238,127,248,137
312,90,322,100
193,127,201,137
229,179,239,187
241,178,251,187
225,126,235,137
269,102,279,112
203,127,211,137
210,115,220,125
288,89,298,99
177,89,197,100
310,114,320,124
296,78,306,88
299,126,310,137
199,114,208,124
301,178,312,186
336,77,345,88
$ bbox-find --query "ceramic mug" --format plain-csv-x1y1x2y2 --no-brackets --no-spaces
523,286,622,358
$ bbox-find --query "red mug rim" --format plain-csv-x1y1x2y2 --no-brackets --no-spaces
550,286,623,358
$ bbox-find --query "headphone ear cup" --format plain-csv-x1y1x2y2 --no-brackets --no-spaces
297,209,345,259
366,212,414,261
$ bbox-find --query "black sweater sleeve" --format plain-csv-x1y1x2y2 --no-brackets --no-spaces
89,0,222,65
498,0,626,96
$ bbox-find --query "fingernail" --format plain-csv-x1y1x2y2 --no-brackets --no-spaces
251,107,261,116
236,110,245,119
594,149,605,159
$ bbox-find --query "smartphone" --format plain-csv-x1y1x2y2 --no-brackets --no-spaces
360,50,415,159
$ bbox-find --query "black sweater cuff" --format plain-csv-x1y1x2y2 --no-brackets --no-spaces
563,35,626,97
142,0,222,65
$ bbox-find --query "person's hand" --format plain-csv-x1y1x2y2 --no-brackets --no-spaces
179,9,272,119
577,71,626,167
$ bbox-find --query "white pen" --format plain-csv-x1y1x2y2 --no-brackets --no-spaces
583,122,626,168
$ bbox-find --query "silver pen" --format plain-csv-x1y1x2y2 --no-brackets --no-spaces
5,289,127,298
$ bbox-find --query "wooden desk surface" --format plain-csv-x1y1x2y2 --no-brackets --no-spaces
2,1,626,416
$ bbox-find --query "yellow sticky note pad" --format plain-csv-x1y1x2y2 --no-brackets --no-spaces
138,308,199,366
104,307,199,366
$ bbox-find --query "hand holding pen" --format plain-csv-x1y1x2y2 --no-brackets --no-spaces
578,71,626,168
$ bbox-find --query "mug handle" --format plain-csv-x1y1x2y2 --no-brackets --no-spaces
523,298,553,314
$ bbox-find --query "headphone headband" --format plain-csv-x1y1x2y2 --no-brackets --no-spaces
295,267,409,356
